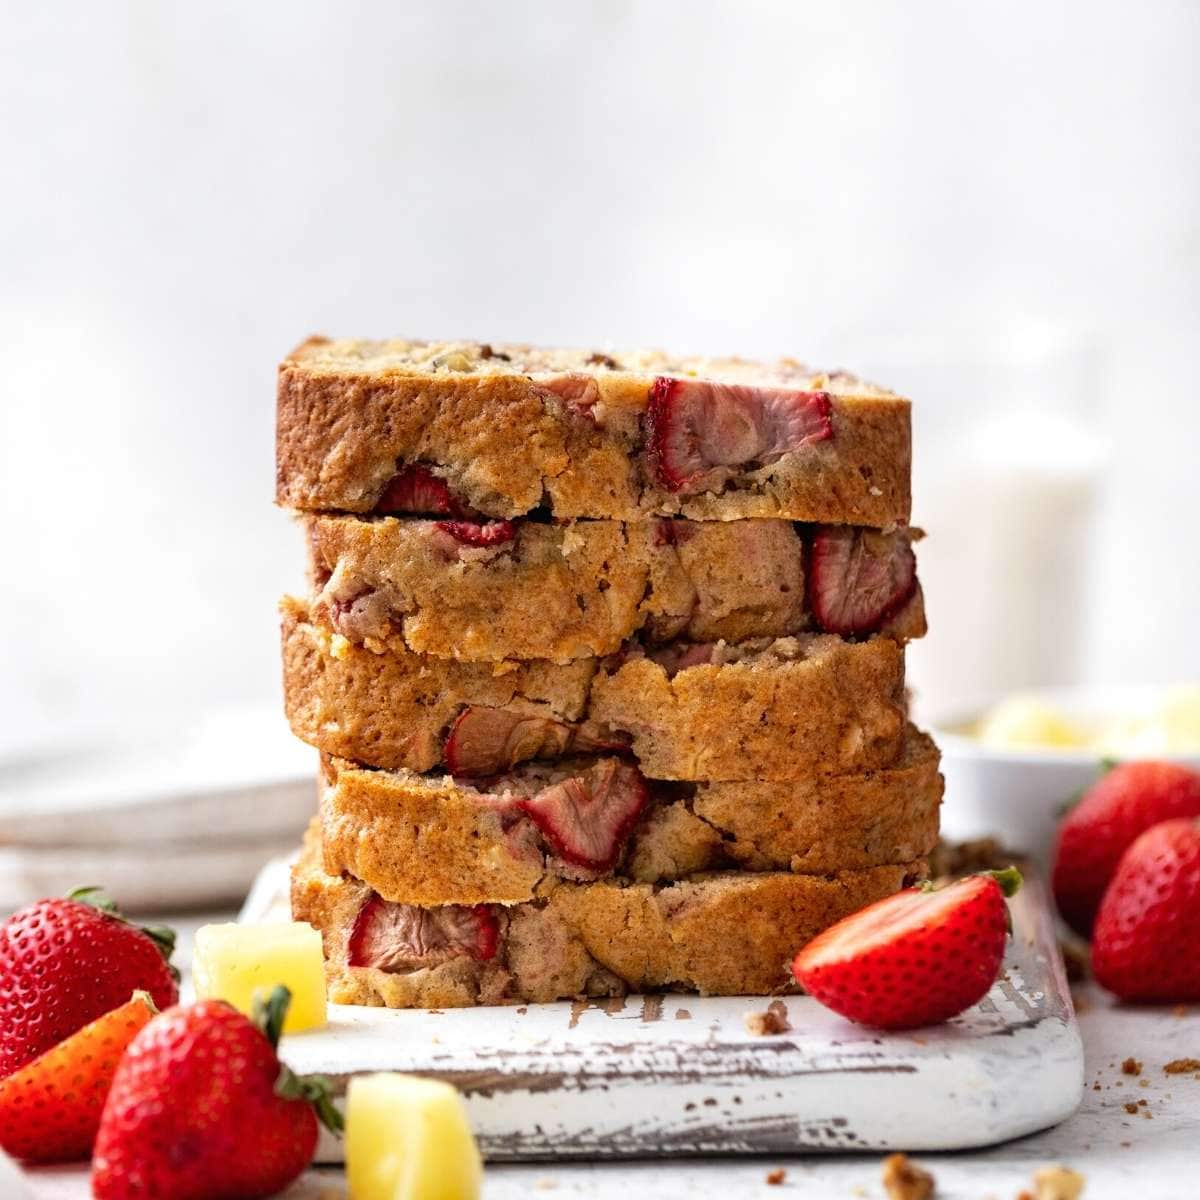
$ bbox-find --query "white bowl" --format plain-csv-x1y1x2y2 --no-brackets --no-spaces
928,684,1200,868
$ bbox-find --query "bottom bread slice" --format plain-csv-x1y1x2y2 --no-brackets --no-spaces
292,824,926,1006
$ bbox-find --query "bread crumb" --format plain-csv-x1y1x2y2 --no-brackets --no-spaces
534,1180,558,1190
1030,1165,1086,1200
765,1168,786,1185
744,999,791,1036
1121,1057,1142,1075
881,1152,934,1200
1164,1057,1200,1074
1124,1101,1138,1114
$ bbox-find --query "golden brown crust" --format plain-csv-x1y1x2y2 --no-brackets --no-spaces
317,730,942,905
291,823,927,1006
277,337,910,525
589,636,908,780
284,607,913,780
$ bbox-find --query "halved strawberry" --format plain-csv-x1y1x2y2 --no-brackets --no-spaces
434,519,517,547
443,707,629,777
792,868,1022,1029
1052,761,1200,938
347,896,499,972
520,759,649,871
646,377,832,494
1091,818,1200,1002
808,525,917,635
374,465,475,517
0,992,156,1162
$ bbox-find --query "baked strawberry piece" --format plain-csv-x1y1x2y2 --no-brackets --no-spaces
1091,818,1200,1002
646,377,832,495
791,868,1022,1029
518,759,649,871
1052,761,1200,938
0,888,178,1079
443,705,629,777
349,897,499,971
808,525,917,636
434,518,517,547
373,464,476,517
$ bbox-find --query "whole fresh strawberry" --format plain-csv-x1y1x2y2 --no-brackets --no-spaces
0,992,156,1162
1091,818,1200,1002
1052,761,1200,938
0,888,178,1079
792,868,1022,1029
92,986,341,1200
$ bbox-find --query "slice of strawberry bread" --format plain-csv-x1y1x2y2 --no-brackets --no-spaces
283,605,910,778
277,338,910,525
291,824,927,1006
317,730,942,906
304,514,924,664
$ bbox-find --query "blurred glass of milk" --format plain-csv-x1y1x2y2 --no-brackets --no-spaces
849,326,1108,719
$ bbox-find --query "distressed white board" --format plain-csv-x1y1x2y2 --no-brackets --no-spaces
242,861,1083,1161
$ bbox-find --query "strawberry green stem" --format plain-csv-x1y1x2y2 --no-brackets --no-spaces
253,984,292,1050
986,866,1023,898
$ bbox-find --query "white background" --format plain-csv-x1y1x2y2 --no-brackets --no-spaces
2,1,1198,749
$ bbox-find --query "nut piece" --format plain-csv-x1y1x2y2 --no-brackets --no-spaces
1163,1057,1200,1074
743,999,792,1037
881,1152,934,1200
1031,1165,1086,1200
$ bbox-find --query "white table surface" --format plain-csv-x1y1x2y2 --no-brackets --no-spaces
15,920,1200,1200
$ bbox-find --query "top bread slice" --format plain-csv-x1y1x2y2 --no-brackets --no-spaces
277,337,910,525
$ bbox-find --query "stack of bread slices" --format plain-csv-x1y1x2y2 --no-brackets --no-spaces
276,338,941,1008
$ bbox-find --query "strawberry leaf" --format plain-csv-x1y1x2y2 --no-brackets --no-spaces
275,1066,345,1136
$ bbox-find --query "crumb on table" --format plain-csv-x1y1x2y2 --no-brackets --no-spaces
1164,1057,1200,1075
744,999,792,1036
765,1168,786,1185
881,1152,934,1200
1121,1057,1142,1075
1030,1164,1086,1200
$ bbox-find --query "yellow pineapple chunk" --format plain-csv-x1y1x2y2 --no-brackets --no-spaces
192,922,327,1033
346,1073,482,1200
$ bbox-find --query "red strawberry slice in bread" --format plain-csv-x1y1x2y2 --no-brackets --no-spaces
646,377,832,495
808,525,917,635
792,868,1022,1029
374,464,476,517
519,759,649,872
435,519,517,547
348,896,499,972
444,707,629,777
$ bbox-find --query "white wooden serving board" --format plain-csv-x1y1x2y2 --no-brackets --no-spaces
242,860,1084,1161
